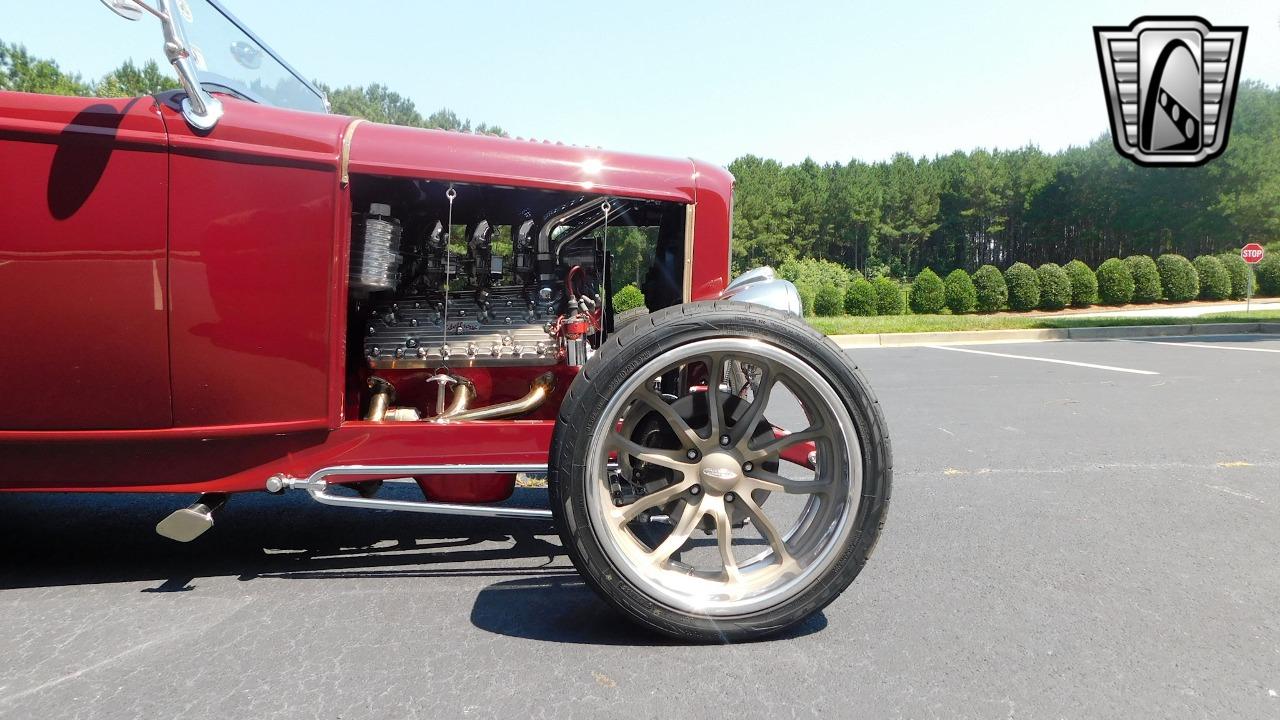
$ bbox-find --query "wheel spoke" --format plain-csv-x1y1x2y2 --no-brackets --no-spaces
744,427,825,463
747,469,830,495
609,432,694,472
702,354,727,439
738,493,796,570
629,389,701,448
613,478,694,524
710,504,741,583
647,499,704,565
729,363,775,447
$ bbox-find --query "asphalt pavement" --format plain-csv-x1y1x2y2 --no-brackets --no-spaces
1,334,1277,719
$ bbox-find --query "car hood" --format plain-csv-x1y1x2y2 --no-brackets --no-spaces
345,119,699,204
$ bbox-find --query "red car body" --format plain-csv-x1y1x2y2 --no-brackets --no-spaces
0,90,734,495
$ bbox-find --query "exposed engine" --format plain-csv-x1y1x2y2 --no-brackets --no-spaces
347,182,670,370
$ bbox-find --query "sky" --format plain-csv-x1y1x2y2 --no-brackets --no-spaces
5,1,1278,166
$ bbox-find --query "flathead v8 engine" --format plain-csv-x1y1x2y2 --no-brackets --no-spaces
345,180,683,370
353,205,565,366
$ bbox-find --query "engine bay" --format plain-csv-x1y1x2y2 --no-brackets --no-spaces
345,175,686,421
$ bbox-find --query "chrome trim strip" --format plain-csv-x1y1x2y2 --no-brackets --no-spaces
267,464,553,520
339,118,363,187
682,203,696,302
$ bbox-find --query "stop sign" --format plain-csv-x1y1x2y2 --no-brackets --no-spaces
1242,243,1265,264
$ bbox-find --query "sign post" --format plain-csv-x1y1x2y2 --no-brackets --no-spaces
1242,243,1265,313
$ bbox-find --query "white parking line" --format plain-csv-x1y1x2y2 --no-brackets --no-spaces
1126,340,1280,354
924,345,1160,375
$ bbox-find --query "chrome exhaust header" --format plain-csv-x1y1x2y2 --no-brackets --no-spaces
439,372,555,422
367,371,556,423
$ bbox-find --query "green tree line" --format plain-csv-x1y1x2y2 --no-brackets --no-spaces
730,82,1280,279
0,40,504,135
5,38,1277,284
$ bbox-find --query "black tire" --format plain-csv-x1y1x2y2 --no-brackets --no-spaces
612,306,650,328
549,300,892,642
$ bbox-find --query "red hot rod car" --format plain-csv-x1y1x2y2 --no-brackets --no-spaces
0,0,891,641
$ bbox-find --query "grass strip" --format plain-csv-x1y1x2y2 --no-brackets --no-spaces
811,309,1280,336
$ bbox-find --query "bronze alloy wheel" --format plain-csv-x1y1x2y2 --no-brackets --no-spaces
550,301,891,642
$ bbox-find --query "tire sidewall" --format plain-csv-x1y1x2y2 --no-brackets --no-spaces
549,301,891,641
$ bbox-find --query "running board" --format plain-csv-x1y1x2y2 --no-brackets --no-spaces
265,464,553,520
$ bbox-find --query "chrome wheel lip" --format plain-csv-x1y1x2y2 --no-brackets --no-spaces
584,337,863,617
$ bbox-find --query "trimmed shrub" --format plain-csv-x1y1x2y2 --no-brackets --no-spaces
944,269,977,314
909,268,946,314
1004,262,1040,312
1096,258,1134,305
1192,256,1230,301
1064,260,1097,307
778,258,853,298
845,277,878,316
796,283,816,316
1219,253,1250,300
1125,255,1161,303
1156,253,1199,301
972,264,1007,312
1257,253,1280,296
612,283,645,313
872,276,906,315
814,283,844,316
1036,263,1071,310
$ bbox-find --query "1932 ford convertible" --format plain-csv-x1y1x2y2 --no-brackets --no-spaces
0,0,891,641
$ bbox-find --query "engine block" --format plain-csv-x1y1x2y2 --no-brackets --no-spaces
364,286,561,368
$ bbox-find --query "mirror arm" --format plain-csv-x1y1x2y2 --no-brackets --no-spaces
151,0,223,131
128,0,167,21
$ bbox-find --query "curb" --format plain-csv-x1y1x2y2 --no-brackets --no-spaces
830,322,1280,349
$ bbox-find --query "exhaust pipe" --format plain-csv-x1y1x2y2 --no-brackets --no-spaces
439,372,555,421
367,372,555,423
156,493,229,542
365,376,422,422
436,378,476,418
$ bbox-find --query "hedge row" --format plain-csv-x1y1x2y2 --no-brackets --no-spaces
778,252,1277,317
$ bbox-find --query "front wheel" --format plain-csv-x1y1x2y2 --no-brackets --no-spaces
549,301,891,642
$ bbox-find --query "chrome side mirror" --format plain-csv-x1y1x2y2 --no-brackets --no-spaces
100,0,144,20
100,0,222,131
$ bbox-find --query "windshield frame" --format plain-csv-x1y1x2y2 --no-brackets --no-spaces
176,0,328,114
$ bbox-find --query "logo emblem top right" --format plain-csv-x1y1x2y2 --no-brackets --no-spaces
1094,17,1247,167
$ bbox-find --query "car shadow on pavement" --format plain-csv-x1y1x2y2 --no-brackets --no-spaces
469,575,828,646
0,487,566,590
0,489,832,645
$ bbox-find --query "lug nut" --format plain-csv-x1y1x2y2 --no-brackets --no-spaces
725,492,736,503
689,485,702,496
686,449,700,461
742,462,753,472
720,435,731,446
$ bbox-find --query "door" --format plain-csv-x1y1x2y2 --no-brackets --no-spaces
159,95,349,429
0,93,171,430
